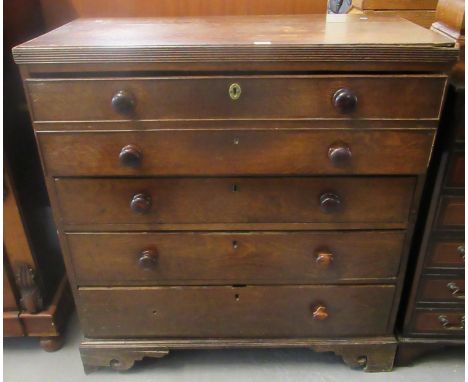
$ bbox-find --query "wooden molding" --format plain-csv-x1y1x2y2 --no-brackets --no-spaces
12,15,458,66
80,336,397,373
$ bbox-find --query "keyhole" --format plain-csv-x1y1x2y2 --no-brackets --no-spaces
234,294,240,301
232,184,239,192
233,137,240,145
229,83,241,100
232,240,238,249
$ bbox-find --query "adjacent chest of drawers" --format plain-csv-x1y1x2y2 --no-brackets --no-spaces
397,79,465,364
13,15,457,373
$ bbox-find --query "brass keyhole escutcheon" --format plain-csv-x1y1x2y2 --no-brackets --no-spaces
229,83,241,100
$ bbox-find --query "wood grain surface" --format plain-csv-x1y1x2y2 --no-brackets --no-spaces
78,285,396,338
37,129,435,176
67,230,405,285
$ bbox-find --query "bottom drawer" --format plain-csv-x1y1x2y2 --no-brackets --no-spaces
78,285,395,338
413,309,465,335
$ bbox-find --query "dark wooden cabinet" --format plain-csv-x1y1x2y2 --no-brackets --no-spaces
396,79,465,364
13,14,457,372
396,0,465,365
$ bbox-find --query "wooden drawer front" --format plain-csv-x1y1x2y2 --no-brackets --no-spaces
413,310,464,335
78,285,395,338
67,231,405,286
418,277,465,303
38,129,435,176
426,239,465,269
436,196,465,229
55,177,415,227
446,152,464,188
27,76,446,121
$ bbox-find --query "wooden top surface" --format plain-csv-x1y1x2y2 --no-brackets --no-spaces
13,14,458,65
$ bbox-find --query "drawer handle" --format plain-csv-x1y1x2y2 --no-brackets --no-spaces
130,193,152,214
312,305,328,321
457,244,465,262
319,192,342,214
438,315,464,330
447,282,465,299
138,249,158,270
111,90,135,115
119,145,142,168
315,251,334,268
229,83,242,100
332,88,357,114
328,142,352,167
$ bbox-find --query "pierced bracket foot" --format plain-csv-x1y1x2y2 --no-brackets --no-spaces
80,343,169,373
312,341,397,372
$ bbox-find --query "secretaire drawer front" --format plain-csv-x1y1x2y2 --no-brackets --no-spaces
54,177,415,227
418,277,465,303
27,75,446,121
435,196,465,229
445,151,465,189
67,231,405,285
38,129,435,176
426,238,465,269
78,285,395,338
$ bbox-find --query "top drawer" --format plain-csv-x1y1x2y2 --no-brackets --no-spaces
26,75,446,122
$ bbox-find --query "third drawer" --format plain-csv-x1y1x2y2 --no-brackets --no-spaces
54,176,415,227
67,230,405,286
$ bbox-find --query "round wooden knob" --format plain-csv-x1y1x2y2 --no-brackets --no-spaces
119,145,142,168
312,305,328,321
138,249,158,270
332,88,357,114
315,251,334,267
111,90,135,115
319,193,342,214
130,193,152,214
328,142,352,167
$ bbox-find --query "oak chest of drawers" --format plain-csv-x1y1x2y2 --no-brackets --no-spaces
13,15,458,373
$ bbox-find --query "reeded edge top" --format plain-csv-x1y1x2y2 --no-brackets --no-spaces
12,15,458,65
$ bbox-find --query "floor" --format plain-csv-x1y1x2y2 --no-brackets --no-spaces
4,314,465,382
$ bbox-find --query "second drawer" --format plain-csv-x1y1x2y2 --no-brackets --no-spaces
54,176,416,227
37,129,435,176
67,230,405,285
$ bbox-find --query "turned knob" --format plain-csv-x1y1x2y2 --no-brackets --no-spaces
319,192,342,214
328,142,352,167
119,145,142,168
315,251,334,267
130,193,152,214
312,305,329,321
111,90,135,116
138,249,158,270
332,88,357,114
